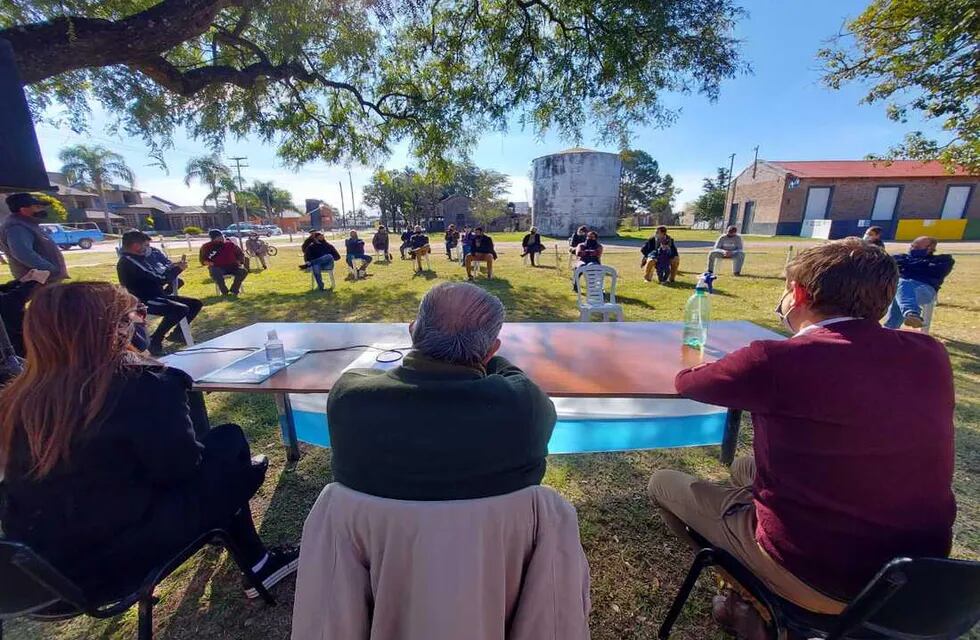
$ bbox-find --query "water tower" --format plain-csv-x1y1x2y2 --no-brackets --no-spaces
532,148,622,237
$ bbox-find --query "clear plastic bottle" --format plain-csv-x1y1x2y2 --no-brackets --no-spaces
265,329,286,370
682,277,711,350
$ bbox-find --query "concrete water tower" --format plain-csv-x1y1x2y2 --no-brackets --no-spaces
531,147,622,237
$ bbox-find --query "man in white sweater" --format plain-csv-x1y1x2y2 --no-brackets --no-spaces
706,225,746,275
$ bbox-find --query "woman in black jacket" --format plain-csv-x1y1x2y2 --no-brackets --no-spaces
0,282,298,602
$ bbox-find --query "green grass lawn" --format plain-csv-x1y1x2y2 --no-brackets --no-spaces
7,243,980,640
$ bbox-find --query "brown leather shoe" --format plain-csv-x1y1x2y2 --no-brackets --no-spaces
712,591,768,640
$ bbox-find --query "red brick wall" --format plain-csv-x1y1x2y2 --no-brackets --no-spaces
788,176,979,221
725,163,787,224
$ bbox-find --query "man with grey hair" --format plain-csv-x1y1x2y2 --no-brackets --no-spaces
327,282,557,500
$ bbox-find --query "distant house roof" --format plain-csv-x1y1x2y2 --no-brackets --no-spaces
767,160,973,179
170,205,218,214
46,172,96,197
84,209,124,220
140,195,178,211
280,209,303,218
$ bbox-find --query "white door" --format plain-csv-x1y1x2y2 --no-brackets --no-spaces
871,186,900,220
803,187,831,220
940,185,972,219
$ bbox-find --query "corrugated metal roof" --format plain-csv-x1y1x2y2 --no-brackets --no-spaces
84,210,123,220
769,160,973,179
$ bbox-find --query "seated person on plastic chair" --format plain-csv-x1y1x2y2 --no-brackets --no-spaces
444,224,460,260
521,227,545,266
408,226,431,272
399,229,413,260
118,230,201,356
575,231,602,267
648,239,955,637
372,226,392,261
883,235,954,330
706,225,745,276
465,227,497,280
568,225,588,256
245,233,271,270
199,230,248,296
344,230,373,276
301,232,341,291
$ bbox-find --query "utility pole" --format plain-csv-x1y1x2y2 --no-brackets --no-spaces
724,153,736,228
348,169,357,228
752,146,760,178
338,181,347,230
228,156,248,247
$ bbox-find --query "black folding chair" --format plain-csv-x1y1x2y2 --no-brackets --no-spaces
659,543,980,640
0,529,275,640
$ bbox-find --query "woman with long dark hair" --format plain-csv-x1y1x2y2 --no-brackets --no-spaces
0,283,298,601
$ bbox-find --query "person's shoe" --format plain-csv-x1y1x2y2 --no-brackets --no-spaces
230,290,240,297
148,341,165,357
903,312,924,328
251,454,269,473
712,591,768,640
467,275,474,281
243,545,300,599
299,263,310,271
165,330,187,344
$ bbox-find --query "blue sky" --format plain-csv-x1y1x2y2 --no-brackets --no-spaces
34,0,943,212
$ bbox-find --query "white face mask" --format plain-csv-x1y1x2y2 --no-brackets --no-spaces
774,290,797,333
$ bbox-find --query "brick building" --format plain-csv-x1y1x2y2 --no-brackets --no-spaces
726,160,980,240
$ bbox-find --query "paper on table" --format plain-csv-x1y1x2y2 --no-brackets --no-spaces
198,348,308,384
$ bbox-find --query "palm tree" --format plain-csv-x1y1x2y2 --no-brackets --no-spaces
59,144,135,233
184,155,232,208
250,180,296,222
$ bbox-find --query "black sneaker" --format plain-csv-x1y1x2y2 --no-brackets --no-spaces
244,545,299,599
148,341,165,357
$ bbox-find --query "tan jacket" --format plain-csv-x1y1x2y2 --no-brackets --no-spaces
291,483,591,640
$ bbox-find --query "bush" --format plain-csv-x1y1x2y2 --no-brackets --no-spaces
183,226,204,236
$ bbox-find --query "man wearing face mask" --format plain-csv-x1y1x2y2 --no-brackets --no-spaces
883,235,954,329
117,230,200,356
647,239,955,637
0,193,68,283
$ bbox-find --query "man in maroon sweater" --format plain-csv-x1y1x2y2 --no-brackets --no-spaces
199,230,248,296
648,238,955,626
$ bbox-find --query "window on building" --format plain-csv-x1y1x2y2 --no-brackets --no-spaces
871,186,901,220
803,187,831,220
940,185,973,219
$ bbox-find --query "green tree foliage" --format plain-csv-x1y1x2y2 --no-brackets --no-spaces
619,149,678,219
31,192,68,222
2,0,746,167
250,180,296,217
184,155,232,207
59,144,134,230
693,167,730,224
820,0,980,172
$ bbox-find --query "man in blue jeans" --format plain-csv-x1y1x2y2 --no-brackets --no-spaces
884,236,955,329
345,230,373,276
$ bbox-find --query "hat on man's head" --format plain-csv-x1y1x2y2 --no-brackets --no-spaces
5,193,46,212
208,229,223,239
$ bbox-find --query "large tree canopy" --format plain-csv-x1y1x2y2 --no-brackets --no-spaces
1,0,746,166
619,149,678,218
820,0,980,172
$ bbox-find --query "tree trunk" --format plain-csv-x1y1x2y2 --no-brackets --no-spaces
97,182,112,235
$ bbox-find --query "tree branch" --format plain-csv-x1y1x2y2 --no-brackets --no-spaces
1,0,241,84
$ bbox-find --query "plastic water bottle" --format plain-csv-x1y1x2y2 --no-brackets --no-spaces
265,330,286,370
682,277,711,350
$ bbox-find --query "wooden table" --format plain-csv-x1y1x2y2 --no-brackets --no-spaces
163,321,782,462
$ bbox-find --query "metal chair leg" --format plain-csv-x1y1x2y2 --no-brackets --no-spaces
659,548,714,639
138,597,153,640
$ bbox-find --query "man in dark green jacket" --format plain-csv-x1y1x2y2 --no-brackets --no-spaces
327,282,556,501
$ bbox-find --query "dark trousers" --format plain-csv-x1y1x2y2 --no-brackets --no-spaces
209,265,248,294
145,295,203,345
0,280,38,357
74,424,268,600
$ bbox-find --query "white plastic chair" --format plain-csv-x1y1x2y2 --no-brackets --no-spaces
347,257,367,280
921,294,937,335
309,268,336,290
573,264,624,322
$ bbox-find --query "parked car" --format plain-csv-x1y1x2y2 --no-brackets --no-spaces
40,223,105,250
223,223,275,237
260,225,283,236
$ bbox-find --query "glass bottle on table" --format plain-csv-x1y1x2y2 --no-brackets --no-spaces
682,277,711,351
265,329,286,371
